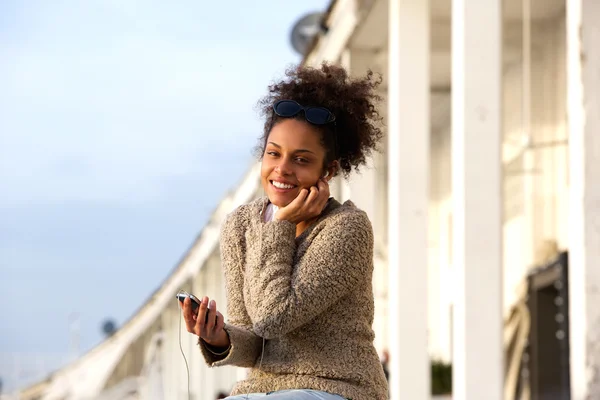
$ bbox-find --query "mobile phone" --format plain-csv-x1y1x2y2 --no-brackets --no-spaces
176,292,212,323
176,292,201,309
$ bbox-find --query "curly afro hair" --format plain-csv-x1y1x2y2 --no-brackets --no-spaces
255,62,384,178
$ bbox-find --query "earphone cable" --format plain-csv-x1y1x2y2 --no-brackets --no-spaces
179,307,191,400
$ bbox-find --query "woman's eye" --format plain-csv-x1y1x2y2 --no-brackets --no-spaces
266,151,279,157
295,158,309,164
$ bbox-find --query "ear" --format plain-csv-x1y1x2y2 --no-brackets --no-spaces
322,161,339,182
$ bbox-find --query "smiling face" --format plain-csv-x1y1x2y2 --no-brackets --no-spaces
261,118,329,207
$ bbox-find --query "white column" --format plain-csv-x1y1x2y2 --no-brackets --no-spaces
567,0,600,398
347,160,376,220
451,0,503,399
521,0,536,269
348,48,379,224
336,48,353,203
387,0,430,399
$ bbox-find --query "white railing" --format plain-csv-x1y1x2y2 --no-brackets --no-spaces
0,352,71,395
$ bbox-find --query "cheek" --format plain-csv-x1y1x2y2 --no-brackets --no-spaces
260,159,272,179
296,169,322,188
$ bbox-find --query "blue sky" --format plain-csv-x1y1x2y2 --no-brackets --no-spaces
0,0,329,389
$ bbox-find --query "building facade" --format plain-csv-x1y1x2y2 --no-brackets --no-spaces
305,0,599,398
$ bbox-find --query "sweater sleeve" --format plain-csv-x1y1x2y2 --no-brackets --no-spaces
245,209,374,339
199,211,262,368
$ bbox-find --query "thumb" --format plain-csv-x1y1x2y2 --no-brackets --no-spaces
286,188,309,210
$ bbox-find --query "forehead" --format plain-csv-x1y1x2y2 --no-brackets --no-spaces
267,119,324,151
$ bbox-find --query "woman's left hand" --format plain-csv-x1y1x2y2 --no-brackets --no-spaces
182,296,230,349
275,178,330,224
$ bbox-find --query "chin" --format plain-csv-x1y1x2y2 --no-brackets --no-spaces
268,196,292,208
266,190,296,208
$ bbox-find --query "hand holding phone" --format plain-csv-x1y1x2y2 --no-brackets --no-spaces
177,291,230,350
176,292,200,309
177,292,211,323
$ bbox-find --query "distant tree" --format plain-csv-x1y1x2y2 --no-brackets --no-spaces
431,359,452,395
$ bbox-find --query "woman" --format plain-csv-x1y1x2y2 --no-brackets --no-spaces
182,63,388,400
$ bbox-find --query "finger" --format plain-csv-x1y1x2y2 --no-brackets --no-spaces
305,186,319,204
192,304,198,321
182,298,196,332
205,300,217,331
181,295,187,308
289,188,309,209
195,296,209,333
183,297,192,320
317,180,331,205
187,297,199,318
317,178,329,194
307,186,326,214
215,311,225,332
298,187,310,201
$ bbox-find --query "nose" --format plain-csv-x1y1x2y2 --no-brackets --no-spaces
276,157,294,176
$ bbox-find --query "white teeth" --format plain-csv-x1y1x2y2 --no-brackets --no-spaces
272,181,295,189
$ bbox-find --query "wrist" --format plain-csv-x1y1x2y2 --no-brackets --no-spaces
205,341,230,352
204,330,230,349
201,339,231,356
273,213,295,224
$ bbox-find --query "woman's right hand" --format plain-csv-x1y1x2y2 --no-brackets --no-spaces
275,178,330,224
182,296,230,349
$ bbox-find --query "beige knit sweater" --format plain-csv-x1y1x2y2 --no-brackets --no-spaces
199,197,389,400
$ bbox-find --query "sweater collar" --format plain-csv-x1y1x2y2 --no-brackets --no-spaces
255,196,341,220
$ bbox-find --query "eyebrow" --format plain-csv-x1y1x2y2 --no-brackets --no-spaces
267,142,316,155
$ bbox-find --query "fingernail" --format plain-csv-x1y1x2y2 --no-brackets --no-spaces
209,300,215,308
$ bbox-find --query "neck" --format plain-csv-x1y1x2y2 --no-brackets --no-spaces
295,221,309,237
295,216,319,237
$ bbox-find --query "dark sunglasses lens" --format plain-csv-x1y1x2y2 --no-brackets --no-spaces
274,100,302,117
305,108,332,124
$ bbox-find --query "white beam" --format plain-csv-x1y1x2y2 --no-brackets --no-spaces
304,0,358,66
451,0,503,399
567,0,600,399
387,0,430,399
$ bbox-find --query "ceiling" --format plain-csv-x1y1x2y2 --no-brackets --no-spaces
352,0,566,51
350,0,567,91
344,0,566,135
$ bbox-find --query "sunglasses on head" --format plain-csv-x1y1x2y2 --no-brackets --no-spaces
273,100,336,125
